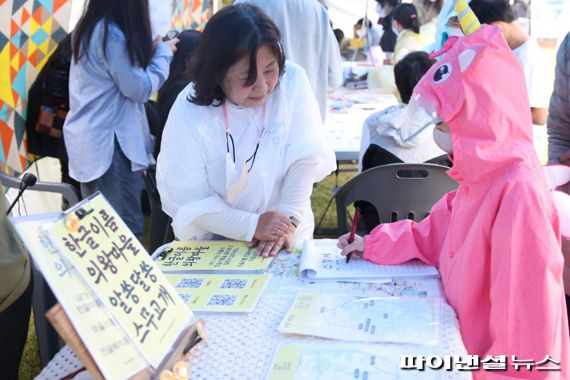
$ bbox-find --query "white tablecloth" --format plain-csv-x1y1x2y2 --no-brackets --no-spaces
326,88,398,162
38,252,470,380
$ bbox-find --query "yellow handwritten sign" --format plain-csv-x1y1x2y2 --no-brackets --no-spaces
157,241,274,273
48,194,193,368
11,215,147,379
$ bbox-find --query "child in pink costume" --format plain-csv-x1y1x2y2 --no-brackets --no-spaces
339,24,569,379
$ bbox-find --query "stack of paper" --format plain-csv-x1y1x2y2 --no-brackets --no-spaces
155,241,274,313
299,239,439,281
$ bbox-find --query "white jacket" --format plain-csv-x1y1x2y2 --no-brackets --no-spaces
157,63,336,243
358,104,445,172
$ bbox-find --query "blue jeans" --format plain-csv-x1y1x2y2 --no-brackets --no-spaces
80,139,144,240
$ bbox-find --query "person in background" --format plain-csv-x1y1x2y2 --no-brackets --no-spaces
234,0,343,122
333,28,345,48
26,34,80,199
339,24,570,378
155,30,202,158
470,0,550,162
548,32,570,167
375,0,400,56
414,0,444,47
157,4,335,257
357,51,445,231
547,32,570,325
63,0,178,239
354,18,384,65
359,51,444,171
392,3,427,63
0,191,32,380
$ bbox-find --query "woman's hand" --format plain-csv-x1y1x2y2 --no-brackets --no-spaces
254,211,292,241
166,37,179,54
337,232,365,257
249,226,295,257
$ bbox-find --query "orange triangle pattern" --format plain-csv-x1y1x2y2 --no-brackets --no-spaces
0,121,14,158
11,89,19,106
11,19,19,37
33,7,43,24
19,154,27,170
28,49,38,65
191,0,201,13
53,0,67,13
21,7,30,25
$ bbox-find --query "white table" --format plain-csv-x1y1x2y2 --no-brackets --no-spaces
38,253,470,380
326,88,398,162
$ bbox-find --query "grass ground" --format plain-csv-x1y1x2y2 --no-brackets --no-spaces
17,165,358,378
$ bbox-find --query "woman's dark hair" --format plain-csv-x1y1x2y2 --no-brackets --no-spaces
355,18,373,29
72,0,153,68
393,3,421,34
159,30,201,100
394,51,435,104
377,0,400,9
189,3,286,106
469,0,516,24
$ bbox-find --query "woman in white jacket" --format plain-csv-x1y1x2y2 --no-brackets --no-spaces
157,4,335,257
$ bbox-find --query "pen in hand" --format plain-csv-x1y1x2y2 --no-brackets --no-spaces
346,207,361,263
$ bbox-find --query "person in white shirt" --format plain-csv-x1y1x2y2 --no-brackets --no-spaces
234,0,343,122
156,4,336,257
470,0,550,162
359,51,445,173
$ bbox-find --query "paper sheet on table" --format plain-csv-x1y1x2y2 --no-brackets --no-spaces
156,241,274,273
165,273,271,313
266,343,442,380
278,292,440,345
299,239,439,281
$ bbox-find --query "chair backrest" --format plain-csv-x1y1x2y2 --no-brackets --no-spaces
1,171,81,209
335,163,458,234
142,167,174,252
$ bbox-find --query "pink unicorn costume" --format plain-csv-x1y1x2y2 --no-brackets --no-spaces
363,24,570,378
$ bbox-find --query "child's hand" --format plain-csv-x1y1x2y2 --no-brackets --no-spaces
337,233,365,257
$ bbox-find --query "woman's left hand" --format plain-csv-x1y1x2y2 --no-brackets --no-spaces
249,228,295,258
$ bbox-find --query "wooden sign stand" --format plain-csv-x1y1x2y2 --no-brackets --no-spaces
46,303,207,380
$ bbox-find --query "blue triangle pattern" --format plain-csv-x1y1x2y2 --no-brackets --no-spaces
12,62,28,99
0,32,8,52
14,113,26,147
12,0,28,14
0,104,8,123
38,0,53,14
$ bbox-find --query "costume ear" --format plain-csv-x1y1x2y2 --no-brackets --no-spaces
454,0,481,35
458,49,476,72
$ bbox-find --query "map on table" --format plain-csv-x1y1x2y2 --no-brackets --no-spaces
278,292,440,345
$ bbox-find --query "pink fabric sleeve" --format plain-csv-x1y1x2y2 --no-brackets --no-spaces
483,183,568,379
362,191,457,267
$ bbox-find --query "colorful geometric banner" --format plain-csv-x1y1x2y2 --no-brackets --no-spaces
0,0,71,172
171,0,212,31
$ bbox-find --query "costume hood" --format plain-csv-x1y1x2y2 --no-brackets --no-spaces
414,24,536,184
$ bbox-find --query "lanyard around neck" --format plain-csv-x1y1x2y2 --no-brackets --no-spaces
221,101,267,170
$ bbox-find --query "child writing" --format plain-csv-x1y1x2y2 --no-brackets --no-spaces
339,23,569,379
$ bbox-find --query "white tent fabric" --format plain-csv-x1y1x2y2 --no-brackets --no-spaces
326,0,379,38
